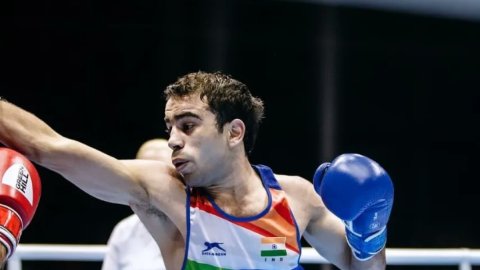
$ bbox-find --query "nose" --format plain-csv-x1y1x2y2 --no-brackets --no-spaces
168,127,184,151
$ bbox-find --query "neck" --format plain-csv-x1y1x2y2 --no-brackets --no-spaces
205,158,268,217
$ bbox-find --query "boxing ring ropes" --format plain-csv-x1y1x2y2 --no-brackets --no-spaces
6,245,480,270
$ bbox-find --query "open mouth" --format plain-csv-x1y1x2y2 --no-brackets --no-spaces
172,159,188,172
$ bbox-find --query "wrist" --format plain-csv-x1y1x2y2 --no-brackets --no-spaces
345,224,387,261
0,243,6,262
0,205,23,259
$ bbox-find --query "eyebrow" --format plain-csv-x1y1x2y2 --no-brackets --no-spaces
164,111,201,124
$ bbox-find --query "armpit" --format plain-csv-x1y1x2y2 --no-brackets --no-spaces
130,202,168,221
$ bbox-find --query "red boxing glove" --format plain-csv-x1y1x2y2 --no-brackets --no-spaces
0,148,41,258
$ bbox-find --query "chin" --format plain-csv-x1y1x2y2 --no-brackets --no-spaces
182,174,195,186
183,174,204,187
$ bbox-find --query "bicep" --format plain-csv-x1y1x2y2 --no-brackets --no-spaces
279,175,351,268
123,159,186,225
303,190,351,269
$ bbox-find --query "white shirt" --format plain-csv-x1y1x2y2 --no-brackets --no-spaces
102,214,166,270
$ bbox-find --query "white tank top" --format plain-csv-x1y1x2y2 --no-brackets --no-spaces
182,165,303,270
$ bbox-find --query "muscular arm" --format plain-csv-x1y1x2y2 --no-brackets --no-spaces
0,99,147,205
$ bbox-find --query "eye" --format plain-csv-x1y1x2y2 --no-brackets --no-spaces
181,123,195,133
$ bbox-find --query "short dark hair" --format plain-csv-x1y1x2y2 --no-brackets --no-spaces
164,71,264,155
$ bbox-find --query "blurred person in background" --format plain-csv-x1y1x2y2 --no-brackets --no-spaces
102,139,170,270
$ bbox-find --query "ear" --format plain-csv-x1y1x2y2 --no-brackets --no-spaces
227,119,245,147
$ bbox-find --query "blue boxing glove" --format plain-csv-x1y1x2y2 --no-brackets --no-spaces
313,153,394,261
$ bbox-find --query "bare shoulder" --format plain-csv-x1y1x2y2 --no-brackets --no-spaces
275,174,321,204
275,174,311,191
274,174,328,233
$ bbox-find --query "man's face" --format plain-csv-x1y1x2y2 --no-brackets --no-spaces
164,94,229,186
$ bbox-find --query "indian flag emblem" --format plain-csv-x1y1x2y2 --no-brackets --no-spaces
260,237,287,257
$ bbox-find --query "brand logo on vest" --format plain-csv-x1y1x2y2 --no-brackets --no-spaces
202,242,227,256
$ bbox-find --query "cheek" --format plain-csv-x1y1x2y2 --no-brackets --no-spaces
196,137,225,161
199,141,221,159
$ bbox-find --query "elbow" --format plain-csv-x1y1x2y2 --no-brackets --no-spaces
29,136,72,168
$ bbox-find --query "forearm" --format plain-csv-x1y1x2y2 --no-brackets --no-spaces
0,244,6,269
305,224,386,270
350,249,386,270
0,97,61,163
0,98,144,205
